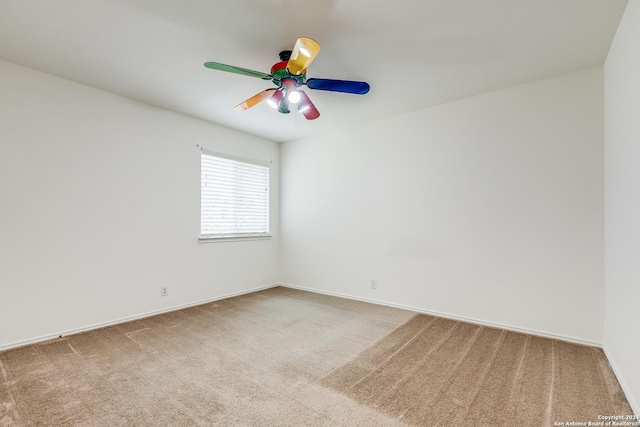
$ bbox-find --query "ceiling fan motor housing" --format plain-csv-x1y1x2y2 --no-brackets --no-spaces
271,59,306,87
279,50,292,61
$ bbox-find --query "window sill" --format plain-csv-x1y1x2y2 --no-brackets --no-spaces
198,235,272,244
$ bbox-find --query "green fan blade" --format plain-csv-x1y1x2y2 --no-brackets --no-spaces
204,62,272,79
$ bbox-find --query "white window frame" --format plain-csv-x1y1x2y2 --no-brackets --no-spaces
199,150,271,243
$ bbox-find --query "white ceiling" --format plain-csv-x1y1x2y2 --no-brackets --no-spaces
0,0,629,143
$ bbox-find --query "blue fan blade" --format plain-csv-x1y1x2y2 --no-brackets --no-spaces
306,78,370,95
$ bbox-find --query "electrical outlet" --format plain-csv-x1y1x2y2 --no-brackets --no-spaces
370,279,377,289
160,286,168,297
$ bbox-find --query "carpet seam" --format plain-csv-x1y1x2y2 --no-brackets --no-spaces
346,316,438,391
349,317,452,394
319,314,423,382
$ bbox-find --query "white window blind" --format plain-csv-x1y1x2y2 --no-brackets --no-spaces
200,151,270,239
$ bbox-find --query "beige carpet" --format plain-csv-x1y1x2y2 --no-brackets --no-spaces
0,287,633,426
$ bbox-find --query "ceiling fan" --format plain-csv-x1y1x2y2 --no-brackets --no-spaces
204,37,370,120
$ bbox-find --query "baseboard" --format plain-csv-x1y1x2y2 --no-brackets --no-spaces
0,281,603,352
279,283,603,348
0,283,280,352
603,344,640,416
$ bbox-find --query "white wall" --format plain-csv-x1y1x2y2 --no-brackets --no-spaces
0,60,280,350
281,67,604,344
604,0,640,415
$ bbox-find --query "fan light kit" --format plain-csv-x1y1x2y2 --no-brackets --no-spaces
204,37,370,120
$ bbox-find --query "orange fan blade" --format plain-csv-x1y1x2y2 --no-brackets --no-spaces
234,89,276,111
287,37,321,76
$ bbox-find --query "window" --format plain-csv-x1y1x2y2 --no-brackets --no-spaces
200,151,270,241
